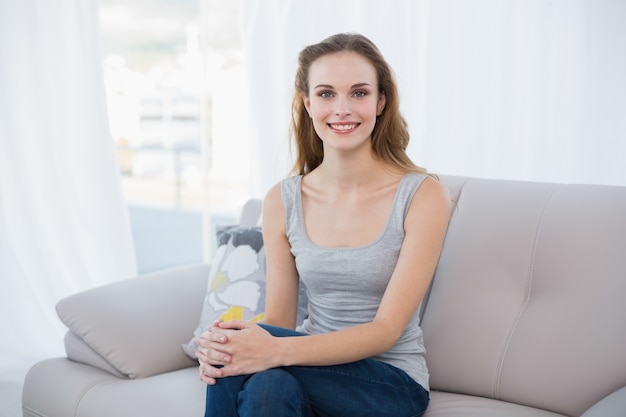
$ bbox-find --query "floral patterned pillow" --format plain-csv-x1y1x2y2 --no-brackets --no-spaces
183,225,266,359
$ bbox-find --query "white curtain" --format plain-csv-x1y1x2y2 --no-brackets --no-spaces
241,0,626,197
0,0,137,361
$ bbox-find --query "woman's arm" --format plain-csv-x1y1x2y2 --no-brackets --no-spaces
260,183,301,329
198,176,451,381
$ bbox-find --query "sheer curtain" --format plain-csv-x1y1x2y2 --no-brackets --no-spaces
241,0,626,197
0,0,137,364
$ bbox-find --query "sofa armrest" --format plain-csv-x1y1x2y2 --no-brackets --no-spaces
580,387,626,417
56,263,210,379
63,330,125,377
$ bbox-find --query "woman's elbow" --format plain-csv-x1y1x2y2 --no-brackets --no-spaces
372,320,405,352
261,314,296,330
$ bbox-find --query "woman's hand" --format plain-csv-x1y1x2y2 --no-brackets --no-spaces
196,320,280,384
196,319,232,384
196,319,228,385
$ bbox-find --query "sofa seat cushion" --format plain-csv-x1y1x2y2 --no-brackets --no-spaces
425,391,566,417
71,367,205,417
23,358,205,417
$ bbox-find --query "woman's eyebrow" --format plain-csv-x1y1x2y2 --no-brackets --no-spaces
313,82,372,89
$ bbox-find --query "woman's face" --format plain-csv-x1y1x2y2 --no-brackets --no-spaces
303,51,386,153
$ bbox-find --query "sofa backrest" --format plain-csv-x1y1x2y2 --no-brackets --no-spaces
240,198,263,225
422,176,626,416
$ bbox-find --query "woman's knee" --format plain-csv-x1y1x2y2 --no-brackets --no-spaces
238,369,311,417
242,369,303,399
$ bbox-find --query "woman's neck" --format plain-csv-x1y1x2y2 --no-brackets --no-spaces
313,151,399,192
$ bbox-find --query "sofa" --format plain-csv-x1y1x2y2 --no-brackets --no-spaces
22,175,626,417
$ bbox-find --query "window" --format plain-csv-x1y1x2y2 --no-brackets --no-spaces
99,0,249,271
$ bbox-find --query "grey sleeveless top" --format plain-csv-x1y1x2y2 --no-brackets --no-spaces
281,173,430,390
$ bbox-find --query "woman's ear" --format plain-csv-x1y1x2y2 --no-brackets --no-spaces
377,92,386,116
302,94,312,117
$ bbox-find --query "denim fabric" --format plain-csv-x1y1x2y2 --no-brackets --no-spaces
204,324,429,417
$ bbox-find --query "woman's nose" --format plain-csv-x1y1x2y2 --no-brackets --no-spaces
334,97,352,116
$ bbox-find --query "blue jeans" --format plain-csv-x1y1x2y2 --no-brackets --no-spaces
204,324,429,417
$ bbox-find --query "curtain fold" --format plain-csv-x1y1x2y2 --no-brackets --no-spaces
0,0,137,359
241,0,626,196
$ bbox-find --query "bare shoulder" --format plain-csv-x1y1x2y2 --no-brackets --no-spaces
263,182,283,211
416,175,451,206
406,175,452,224
262,182,286,234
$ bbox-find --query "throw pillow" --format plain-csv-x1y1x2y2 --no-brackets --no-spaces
183,225,266,359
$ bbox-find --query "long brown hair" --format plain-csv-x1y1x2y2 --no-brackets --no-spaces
290,33,428,176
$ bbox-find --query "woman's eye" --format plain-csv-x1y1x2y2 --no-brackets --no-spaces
319,91,333,98
353,90,367,98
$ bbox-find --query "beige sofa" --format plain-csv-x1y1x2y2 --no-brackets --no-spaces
23,175,626,417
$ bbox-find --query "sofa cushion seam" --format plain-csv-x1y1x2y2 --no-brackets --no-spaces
492,184,561,399
72,379,121,416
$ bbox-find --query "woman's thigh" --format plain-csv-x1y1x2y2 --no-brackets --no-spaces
260,324,429,417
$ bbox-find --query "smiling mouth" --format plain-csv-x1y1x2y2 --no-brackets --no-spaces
329,123,359,131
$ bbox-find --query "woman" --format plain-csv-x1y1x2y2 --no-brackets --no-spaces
196,32,451,417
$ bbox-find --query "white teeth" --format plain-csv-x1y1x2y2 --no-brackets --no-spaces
331,124,356,130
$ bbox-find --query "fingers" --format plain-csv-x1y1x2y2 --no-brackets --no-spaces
196,324,229,346
217,319,250,330
196,319,260,384
198,362,223,385
195,334,229,360
196,345,231,367
194,319,248,351
195,332,227,346
195,330,231,361
194,322,240,370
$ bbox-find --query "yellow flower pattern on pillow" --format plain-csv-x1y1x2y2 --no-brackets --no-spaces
220,305,265,323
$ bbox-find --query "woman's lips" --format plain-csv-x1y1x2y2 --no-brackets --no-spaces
328,123,359,132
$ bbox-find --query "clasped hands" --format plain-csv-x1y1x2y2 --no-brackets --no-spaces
196,319,277,385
